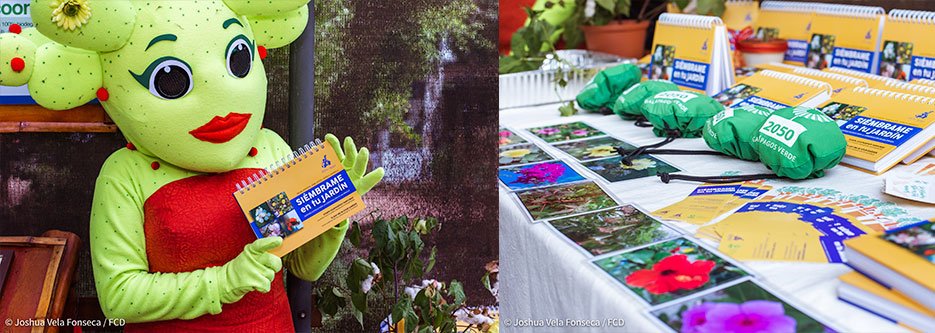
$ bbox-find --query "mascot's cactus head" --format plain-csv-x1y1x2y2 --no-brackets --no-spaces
0,0,309,173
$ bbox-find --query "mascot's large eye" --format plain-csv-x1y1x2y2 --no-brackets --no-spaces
130,57,193,100
226,36,253,78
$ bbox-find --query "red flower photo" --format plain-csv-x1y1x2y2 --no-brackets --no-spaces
625,254,715,294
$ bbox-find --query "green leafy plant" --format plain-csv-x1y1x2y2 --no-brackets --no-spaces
562,0,727,48
317,215,494,332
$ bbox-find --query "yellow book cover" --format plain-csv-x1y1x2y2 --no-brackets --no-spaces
754,1,822,66
845,221,935,292
805,5,885,73
649,13,732,94
839,272,935,317
817,88,935,173
713,70,831,110
234,141,366,257
879,10,935,81
722,0,759,30
789,67,869,96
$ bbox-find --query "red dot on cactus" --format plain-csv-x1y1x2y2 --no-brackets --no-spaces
10,57,25,72
126,142,136,150
151,161,160,170
9,24,22,34
248,147,258,157
258,46,268,60
96,87,109,101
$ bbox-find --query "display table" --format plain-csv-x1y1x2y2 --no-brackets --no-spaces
499,103,934,332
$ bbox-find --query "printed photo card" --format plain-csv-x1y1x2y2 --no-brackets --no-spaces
649,280,837,333
591,237,751,306
514,181,619,222
526,121,606,143
498,161,586,191
547,205,681,256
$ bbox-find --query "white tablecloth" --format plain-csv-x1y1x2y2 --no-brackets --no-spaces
499,103,935,332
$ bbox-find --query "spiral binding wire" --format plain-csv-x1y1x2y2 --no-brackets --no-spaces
888,9,935,24
827,67,897,84
235,138,325,194
760,1,824,13
853,87,935,105
912,78,935,87
882,80,935,96
814,4,884,18
658,13,723,29
791,67,869,87
759,70,834,95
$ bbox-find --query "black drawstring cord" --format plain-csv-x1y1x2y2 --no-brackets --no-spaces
657,173,782,184
633,116,653,128
616,128,681,165
631,149,726,156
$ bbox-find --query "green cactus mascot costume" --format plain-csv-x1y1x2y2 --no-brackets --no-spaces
0,1,384,331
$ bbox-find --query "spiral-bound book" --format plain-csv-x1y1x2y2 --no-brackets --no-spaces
806,4,886,74
715,70,832,110
648,13,734,95
233,139,365,257
818,87,935,173
879,10,935,81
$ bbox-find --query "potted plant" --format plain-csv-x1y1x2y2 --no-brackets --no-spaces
563,0,726,58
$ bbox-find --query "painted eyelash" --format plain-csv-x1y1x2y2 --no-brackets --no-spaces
128,56,193,88
226,34,255,58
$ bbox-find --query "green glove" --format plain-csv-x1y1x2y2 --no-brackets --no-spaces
751,106,847,179
641,90,724,138
576,63,642,113
703,105,773,161
217,237,284,304
612,80,679,120
324,134,385,196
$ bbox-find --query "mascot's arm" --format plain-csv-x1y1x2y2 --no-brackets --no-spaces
266,132,384,281
90,152,282,322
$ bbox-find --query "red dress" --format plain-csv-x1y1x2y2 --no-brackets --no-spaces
127,169,293,333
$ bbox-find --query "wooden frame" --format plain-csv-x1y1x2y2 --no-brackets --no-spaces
0,104,116,133
0,235,68,333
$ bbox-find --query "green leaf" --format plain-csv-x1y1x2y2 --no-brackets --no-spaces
696,0,727,16
346,258,373,293
392,298,412,330
481,271,491,291
595,0,616,12
351,291,368,313
616,0,632,17
349,221,361,247
352,308,364,329
405,256,425,281
448,280,466,307
673,0,691,11
559,101,578,117
425,246,437,274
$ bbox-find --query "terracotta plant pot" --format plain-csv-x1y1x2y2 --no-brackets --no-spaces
580,20,651,58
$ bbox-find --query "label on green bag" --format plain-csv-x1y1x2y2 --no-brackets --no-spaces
759,115,806,147
654,91,698,103
711,108,735,126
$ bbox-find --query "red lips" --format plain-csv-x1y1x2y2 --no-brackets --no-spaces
189,113,252,143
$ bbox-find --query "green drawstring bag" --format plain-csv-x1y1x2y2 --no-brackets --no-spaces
612,80,679,120
702,105,773,161
750,106,847,179
576,63,642,114
615,90,724,166
640,90,725,138
656,106,847,183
